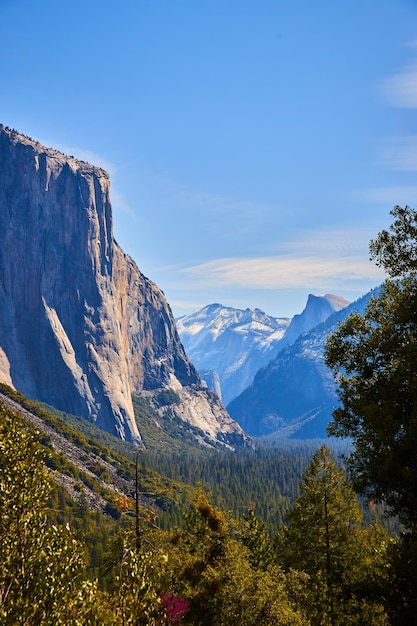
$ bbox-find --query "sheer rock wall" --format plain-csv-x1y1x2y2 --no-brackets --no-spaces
0,127,247,446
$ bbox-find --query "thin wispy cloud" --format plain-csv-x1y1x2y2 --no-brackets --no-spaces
283,228,375,255
179,229,385,292
182,255,383,290
376,136,417,172
381,62,417,108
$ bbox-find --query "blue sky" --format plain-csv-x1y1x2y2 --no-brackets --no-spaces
2,1,417,317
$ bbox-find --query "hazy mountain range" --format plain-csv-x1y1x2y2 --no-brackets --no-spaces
177,292,382,439
227,291,374,439
177,294,349,406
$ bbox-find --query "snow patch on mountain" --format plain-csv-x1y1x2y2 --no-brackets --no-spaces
177,304,291,404
177,295,350,407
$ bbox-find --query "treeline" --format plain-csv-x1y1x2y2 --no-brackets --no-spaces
0,384,361,535
141,438,400,535
142,440,346,532
0,401,405,625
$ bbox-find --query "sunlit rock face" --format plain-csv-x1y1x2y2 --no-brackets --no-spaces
0,126,248,447
282,294,350,346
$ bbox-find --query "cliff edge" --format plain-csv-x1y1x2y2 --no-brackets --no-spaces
0,126,247,447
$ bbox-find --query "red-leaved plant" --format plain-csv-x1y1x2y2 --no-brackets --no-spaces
160,593,189,624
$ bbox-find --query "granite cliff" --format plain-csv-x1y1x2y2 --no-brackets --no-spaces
0,126,247,447
282,293,349,346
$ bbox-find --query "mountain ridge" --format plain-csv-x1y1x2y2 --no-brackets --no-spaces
227,290,376,438
177,294,349,405
176,304,290,404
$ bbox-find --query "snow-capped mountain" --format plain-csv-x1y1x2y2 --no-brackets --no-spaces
176,294,350,406
227,291,374,439
176,304,290,405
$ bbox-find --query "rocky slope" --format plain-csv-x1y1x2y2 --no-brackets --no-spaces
177,295,349,405
0,125,248,447
227,291,373,438
0,390,134,511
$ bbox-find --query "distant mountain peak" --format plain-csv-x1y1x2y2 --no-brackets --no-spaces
307,293,350,309
227,291,371,439
177,294,350,411
282,293,350,346
177,304,291,405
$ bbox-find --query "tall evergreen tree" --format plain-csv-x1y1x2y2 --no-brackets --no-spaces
325,206,417,531
238,509,275,570
170,487,308,626
276,445,389,626
325,205,417,623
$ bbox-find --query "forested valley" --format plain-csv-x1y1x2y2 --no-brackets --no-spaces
0,387,404,625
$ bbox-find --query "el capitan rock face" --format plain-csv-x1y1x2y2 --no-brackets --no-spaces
0,126,247,446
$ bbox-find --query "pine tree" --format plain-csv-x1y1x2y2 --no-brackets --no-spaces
325,205,417,624
238,509,275,570
276,445,389,626
170,487,308,626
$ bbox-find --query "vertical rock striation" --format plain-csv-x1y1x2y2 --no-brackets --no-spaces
0,126,247,446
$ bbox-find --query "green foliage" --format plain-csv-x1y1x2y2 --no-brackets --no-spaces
238,509,275,569
155,388,180,407
369,204,417,278
115,533,170,625
0,383,139,462
351,204,417,624
0,383,407,623
169,488,308,625
325,246,417,531
385,534,417,625
0,404,104,624
141,440,353,534
276,445,390,625
0,384,197,532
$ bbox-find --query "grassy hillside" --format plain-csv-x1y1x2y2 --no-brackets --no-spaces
0,384,194,527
